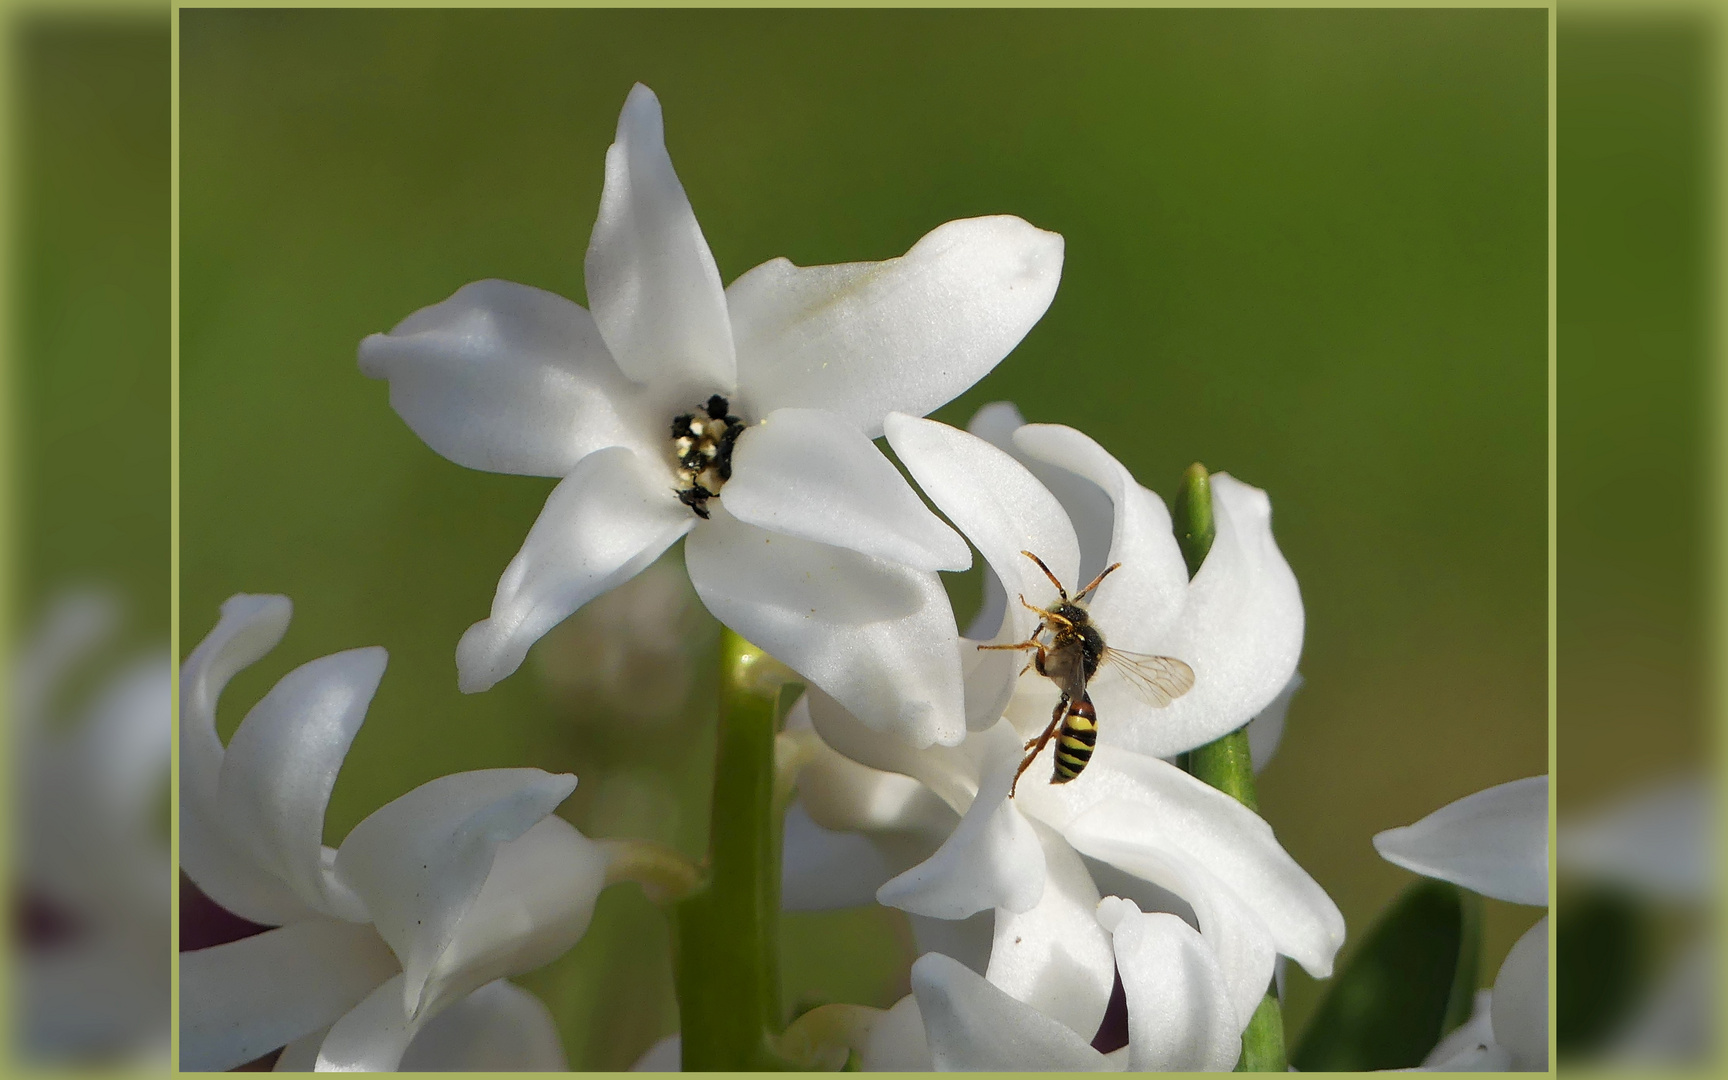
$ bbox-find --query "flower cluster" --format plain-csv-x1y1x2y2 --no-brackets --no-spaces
769,403,1338,1069
180,595,606,1070
182,81,1368,1072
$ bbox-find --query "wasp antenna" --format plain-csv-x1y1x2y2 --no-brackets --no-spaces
1076,561,1123,601
1019,550,1067,598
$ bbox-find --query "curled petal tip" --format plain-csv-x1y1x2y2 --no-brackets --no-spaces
455,621,509,695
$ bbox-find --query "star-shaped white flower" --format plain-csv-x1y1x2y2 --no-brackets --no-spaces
779,408,1341,1062
179,595,608,1071
359,83,1063,748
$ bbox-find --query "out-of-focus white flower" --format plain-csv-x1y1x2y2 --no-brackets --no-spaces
12,591,170,1065
359,83,1063,750
178,595,612,1071
533,547,716,719
780,408,1340,1068
1560,775,1714,1065
1373,775,1549,1072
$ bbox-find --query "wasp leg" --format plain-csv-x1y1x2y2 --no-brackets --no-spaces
1023,694,1069,749
977,640,1040,652
1011,696,1068,797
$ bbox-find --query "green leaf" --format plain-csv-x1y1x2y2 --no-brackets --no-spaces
1291,879,1482,1071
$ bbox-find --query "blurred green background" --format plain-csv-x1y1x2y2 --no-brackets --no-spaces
179,8,1547,1067
1556,8,1716,1064
14,14,169,647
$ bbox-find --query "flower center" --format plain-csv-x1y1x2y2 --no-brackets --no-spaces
670,394,744,519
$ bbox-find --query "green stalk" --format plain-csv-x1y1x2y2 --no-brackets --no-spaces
674,629,800,1070
1174,463,1286,1072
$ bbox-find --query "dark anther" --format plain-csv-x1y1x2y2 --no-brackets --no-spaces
676,484,714,519
716,422,744,482
680,450,707,472
704,394,731,420
671,413,696,439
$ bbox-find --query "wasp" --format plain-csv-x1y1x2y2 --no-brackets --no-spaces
980,551,1196,796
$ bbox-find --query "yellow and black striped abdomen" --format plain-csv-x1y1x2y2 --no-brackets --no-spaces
1052,693,1097,783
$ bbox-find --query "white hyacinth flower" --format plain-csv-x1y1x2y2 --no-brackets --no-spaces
1373,775,1549,1071
359,83,1064,749
13,591,170,1065
779,408,1341,1068
179,595,613,1071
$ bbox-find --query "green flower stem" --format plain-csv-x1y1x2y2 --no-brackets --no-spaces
674,629,801,1070
1174,463,1285,1072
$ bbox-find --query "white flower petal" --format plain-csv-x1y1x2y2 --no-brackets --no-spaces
313,974,424,1072
963,563,1009,642
686,509,964,747
71,653,172,833
877,748,1045,918
1490,916,1548,1071
1098,473,1304,759
180,595,320,927
969,403,1118,589
1088,838,1274,1029
181,809,321,930
457,446,694,694
274,1025,331,1071
861,995,933,1071
398,980,568,1071
985,825,1114,1038
789,697,960,837
357,279,655,477
730,217,1063,438
331,768,581,1019
886,413,1079,638
584,84,734,394
631,1033,681,1071
415,815,608,1022
909,913,997,979
781,803,898,911
1421,989,1496,1069
1420,1044,1516,1071
1247,672,1302,775
1373,776,1548,906
909,952,1112,1071
180,594,292,818
886,413,1080,732
723,408,970,571
1025,747,1343,983
216,648,385,920
1097,899,1242,1072
1559,776,1711,903
179,920,399,1072
1012,424,1188,651
804,685,1005,812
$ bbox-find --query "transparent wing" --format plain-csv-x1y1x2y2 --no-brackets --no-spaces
1099,648,1195,708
